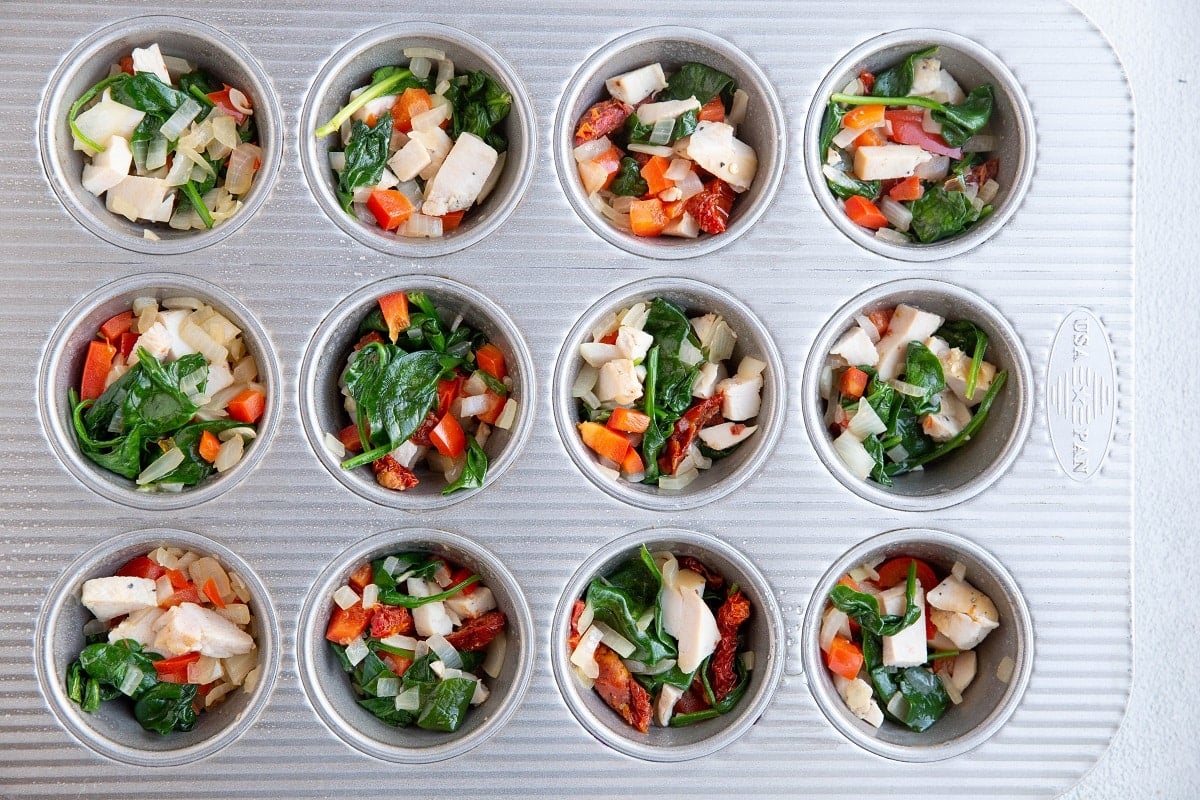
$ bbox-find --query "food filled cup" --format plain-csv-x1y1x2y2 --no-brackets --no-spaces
34,528,279,766
39,15,282,254
38,273,280,510
300,275,534,509
296,528,534,763
801,527,1032,761
300,22,535,257
804,29,1035,261
802,278,1032,511
553,276,784,511
554,25,785,259
552,528,784,761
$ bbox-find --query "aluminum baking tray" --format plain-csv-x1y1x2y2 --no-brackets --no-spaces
1,0,1132,796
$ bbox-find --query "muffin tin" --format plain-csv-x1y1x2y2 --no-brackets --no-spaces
8,1,1131,798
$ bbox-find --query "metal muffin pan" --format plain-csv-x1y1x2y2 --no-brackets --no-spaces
4,1,1131,798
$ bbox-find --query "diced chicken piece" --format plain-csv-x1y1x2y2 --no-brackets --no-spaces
595,358,643,406
690,313,737,363
605,63,668,105
663,211,699,239
408,578,454,637
129,321,172,364
943,650,977,693
205,361,234,396
579,342,621,368
79,575,156,621
684,121,757,192
656,683,684,727
660,569,720,673
737,356,768,379
421,132,498,217
691,361,725,399
834,674,884,728
131,43,171,84
470,678,490,706
106,175,174,223
829,326,878,368
107,606,166,652
716,372,763,421
157,309,199,360
853,144,933,181
874,305,946,380
615,326,653,363
73,89,145,156
922,390,972,442
349,88,398,125
387,138,431,182
910,58,966,104
913,154,951,182
698,421,757,451
927,575,1000,650
444,585,498,620
924,336,997,406
929,607,998,651
410,127,453,181
878,583,928,668
82,135,133,196
389,438,428,470
678,338,705,366
636,97,701,125
152,602,254,658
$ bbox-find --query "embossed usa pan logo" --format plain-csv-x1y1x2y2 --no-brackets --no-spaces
1047,309,1116,481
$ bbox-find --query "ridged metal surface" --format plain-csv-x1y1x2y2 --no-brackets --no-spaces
0,0,1131,797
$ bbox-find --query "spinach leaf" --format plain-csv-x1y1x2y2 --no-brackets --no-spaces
699,652,751,714
158,419,249,486
871,46,938,98
932,84,994,148
357,695,417,727
896,666,949,731
78,640,158,697
442,438,488,495
642,298,695,357
829,561,921,637
634,662,696,694
819,102,846,158
863,434,892,487
337,114,392,212
936,320,989,401
134,681,198,735
885,405,936,462
642,299,701,417
417,676,476,732
377,574,478,608
444,70,512,152
824,162,883,201
110,73,190,117
66,661,85,705
180,179,215,228
586,547,676,665
354,650,399,696
659,62,736,106
909,183,981,243
178,70,218,104
670,108,699,141
902,341,945,415
610,156,649,197
887,370,1008,476
357,307,390,337
860,631,901,704
639,347,669,484
625,108,698,146
330,642,355,674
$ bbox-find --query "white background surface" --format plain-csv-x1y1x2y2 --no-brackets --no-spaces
1061,1,1197,798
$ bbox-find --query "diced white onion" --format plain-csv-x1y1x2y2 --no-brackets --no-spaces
740,650,755,671
997,656,1015,683
436,59,455,87
324,431,346,457
403,46,446,61
146,135,168,171
573,136,611,163
399,213,443,238
848,399,887,439
375,676,400,697
875,227,910,245
160,97,202,141
381,556,400,576
938,669,964,705
855,314,881,343
833,431,875,479
675,169,704,201
879,196,913,232
886,691,910,720
213,434,244,473
459,393,492,418
658,467,698,491
978,178,1000,205
164,150,194,186
951,561,967,581
962,134,995,153
889,378,927,398
227,87,252,116
328,151,346,173
664,158,693,181
648,117,675,146
482,631,507,679
344,637,369,666
572,364,598,398
592,620,636,658
82,618,107,637
623,658,677,675
886,444,910,462
395,686,421,711
570,663,595,691
225,143,261,196
427,633,463,669
635,609,654,633
570,625,605,679
727,88,749,127
476,150,506,205
408,56,432,81
628,142,674,157
380,634,419,652
820,607,850,653
361,583,379,609
119,666,144,697
136,446,184,485
332,585,359,610
162,295,202,310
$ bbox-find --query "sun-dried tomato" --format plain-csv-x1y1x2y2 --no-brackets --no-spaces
966,157,999,188
373,455,418,491
568,599,587,651
658,394,724,476
444,610,506,652
685,179,735,235
858,70,876,94
710,589,751,702
354,331,384,350
679,555,724,591
593,644,651,733
369,604,414,638
380,651,413,677
573,99,633,145
409,412,439,447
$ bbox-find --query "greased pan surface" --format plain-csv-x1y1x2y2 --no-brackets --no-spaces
1,1,1131,797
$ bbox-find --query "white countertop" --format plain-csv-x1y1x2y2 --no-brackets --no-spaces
1061,1,1198,798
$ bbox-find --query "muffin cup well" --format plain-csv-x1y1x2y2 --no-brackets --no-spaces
801,528,1033,761
804,29,1035,261
553,25,785,260
38,273,281,510
553,277,784,511
299,275,534,509
39,15,282,254
802,278,1032,511
33,528,279,766
299,22,535,257
551,528,784,761
296,528,535,763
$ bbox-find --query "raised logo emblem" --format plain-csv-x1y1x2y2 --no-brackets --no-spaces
1047,309,1116,481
